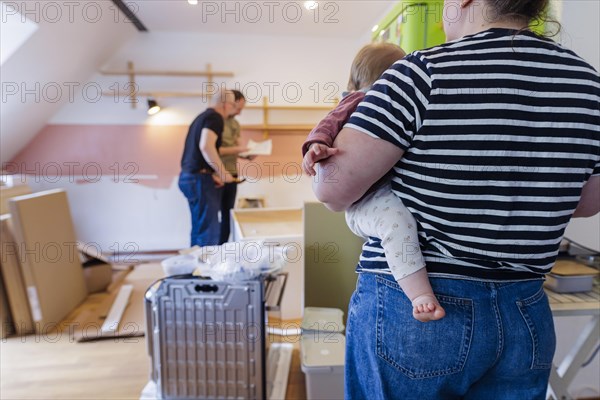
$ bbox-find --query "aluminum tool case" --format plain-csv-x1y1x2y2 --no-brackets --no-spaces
145,276,266,400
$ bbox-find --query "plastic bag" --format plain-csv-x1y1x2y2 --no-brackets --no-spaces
189,241,286,283
161,254,198,276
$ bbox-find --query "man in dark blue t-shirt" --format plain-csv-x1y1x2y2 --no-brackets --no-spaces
178,90,239,246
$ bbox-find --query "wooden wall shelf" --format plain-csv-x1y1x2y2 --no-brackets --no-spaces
100,70,233,78
242,124,317,133
244,96,337,137
99,61,233,108
98,62,337,135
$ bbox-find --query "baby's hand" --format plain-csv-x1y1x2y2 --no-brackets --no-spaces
302,143,339,176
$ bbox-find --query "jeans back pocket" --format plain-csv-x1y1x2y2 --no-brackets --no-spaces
376,277,474,379
516,287,556,369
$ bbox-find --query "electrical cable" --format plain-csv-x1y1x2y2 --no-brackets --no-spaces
563,236,600,256
581,344,600,368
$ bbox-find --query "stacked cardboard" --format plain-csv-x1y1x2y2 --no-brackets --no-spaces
8,189,87,333
0,275,13,339
0,184,31,215
0,184,35,336
0,215,34,334
0,186,142,339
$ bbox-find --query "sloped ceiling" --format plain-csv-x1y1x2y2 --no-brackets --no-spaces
0,1,136,163
131,0,393,37
1,0,395,163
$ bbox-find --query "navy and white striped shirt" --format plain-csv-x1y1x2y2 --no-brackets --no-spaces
346,28,600,281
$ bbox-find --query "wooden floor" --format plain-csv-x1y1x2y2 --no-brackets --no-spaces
0,266,306,400
1,332,306,399
1,333,150,399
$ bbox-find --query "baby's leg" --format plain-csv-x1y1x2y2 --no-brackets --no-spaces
366,185,445,322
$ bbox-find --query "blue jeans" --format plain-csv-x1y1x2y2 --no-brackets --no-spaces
219,181,237,245
345,273,555,400
178,172,222,247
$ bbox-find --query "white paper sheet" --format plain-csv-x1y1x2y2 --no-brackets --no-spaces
239,139,272,157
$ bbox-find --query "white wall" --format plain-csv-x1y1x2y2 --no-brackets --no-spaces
50,31,365,126
0,1,136,162
558,0,600,253
5,2,599,393
553,2,600,397
31,31,367,251
21,174,316,252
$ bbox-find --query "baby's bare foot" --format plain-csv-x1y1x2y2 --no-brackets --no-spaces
412,294,446,322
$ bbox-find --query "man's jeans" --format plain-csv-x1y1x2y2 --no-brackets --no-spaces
178,172,222,247
345,273,555,400
219,181,237,245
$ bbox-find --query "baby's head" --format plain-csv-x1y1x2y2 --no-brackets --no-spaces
347,43,406,92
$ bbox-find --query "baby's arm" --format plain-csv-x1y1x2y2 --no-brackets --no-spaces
301,91,366,156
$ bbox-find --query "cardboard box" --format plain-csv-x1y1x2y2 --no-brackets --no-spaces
544,260,598,293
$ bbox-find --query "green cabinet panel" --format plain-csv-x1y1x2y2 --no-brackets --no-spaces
373,0,446,53
304,202,363,323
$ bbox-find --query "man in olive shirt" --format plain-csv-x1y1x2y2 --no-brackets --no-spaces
178,90,238,246
218,90,248,244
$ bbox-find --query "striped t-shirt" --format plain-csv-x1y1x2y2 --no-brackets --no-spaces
346,28,600,281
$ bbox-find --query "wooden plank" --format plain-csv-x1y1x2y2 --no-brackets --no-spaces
551,260,599,276
101,91,208,98
572,291,598,302
545,289,564,304
8,189,87,333
0,272,14,338
232,208,303,239
561,292,585,303
0,215,34,334
100,70,233,77
0,184,31,215
268,343,293,400
72,263,164,342
101,284,133,334
242,124,316,132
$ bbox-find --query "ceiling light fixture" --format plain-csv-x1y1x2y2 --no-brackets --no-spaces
304,1,318,10
147,98,161,115
188,0,198,5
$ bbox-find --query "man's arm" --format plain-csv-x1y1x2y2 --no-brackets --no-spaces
312,127,404,211
218,146,247,156
200,128,234,182
573,175,600,218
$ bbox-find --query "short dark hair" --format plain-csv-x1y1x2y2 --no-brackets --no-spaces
230,90,245,102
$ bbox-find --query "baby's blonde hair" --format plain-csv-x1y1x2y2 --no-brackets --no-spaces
347,43,406,92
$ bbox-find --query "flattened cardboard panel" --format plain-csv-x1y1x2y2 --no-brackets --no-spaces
8,189,87,332
0,185,31,215
82,262,112,294
0,273,14,339
73,263,164,342
0,215,34,334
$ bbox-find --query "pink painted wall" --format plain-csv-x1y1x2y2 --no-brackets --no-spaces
8,125,309,189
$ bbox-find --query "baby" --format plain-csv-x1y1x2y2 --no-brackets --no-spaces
302,43,445,322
